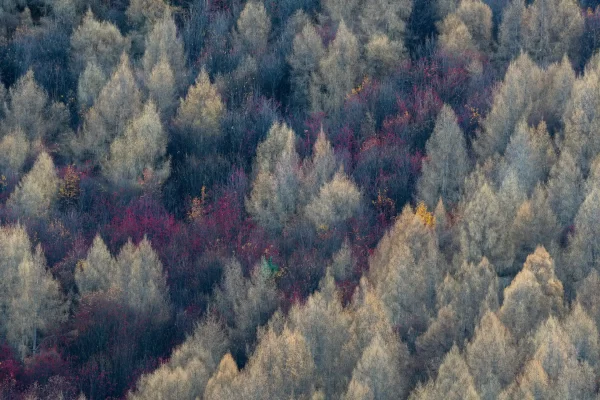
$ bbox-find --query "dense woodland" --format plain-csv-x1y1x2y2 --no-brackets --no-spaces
1,0,600,398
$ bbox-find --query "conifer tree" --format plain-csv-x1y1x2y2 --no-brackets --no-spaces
104,101,170,189
547,149,584,228
77,61,107,113
522,0,583,66
0,225,67,360
74,234,116,295
142,11,187,92
311,20,360,120
466,312,519,400
474,53,543,160
147,55,176,120
8,151,59,218
288,22,325,110
174,68,224,152
418,104,470,208
235,1,271,55
70,9,129,75
77,54,142,163
496,0,524,62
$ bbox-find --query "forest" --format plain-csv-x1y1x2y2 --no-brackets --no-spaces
0,0,600,398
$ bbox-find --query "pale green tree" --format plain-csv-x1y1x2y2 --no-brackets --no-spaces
235,1,271,55
70,9,129,75
74,234,117,295
7,151,59,218
104,101,170,189
0,225,67,360
418,104,470,208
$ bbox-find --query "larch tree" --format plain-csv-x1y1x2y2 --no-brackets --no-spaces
577,270,600,329
7,151,59,218
417,257,498,370
104,101,170,189
203,353,240,400
562,303,600,371
345,333,410,400
289,273,353,398
562,63,600,175
439,0,493,54
496,0,525,62
546,149,584,228
70,9,129,76
459,182,514,276
499,247,564,340
510,185,560,269
369,205,446,338
565,187,600,293
301,127,338,201
235,0,271,56
311,20,361,120
212,259,278,359
129,316,229,400
77,61,108,113
116,237,171,323
0,127,29,175
126,0,169,34
418,104,470,209
304,169,361,230
147,55,176,120
74,234,117,295
174,68,224,152
522,0,583,66
474,53,543,161
288,21,325,110
247,122,301,232
466,312,519,400
142,10,187,92
77,53,142,163
240,326,316,400
503,120,555,196
2,69,70,145
0,225,67,360
410,346,480,400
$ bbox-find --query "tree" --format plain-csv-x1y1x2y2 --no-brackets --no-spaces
496,0,525,62
130,316,229,400
2,69,70,145
546,149,584,228
418,105,470,209
499,247,564,340
0,127,29,175
70,9,129,75
146,55,176,120
439,0,493,54
311,20,361,120
0,225,67,360
410,346,480,400
116,237,171,322
142,11,187,92
77,61,108,113
466,312,519,400
288,21,325,110
364,34,407,78
247,122,301,232
74,234,116,295
301,127,338,201
104,101,170,189
240,326,315,399
562,303,600,370
460,182,514,275
369,206,445,338
345,333,410,400
565,188,600,293
503,120,555,196
77,54,142,163
7,151,59,218
213,259,278,359
474,53,543,160
289,273,353,398
577,270,600,329
522,0,584,66
174,68,224,152
510,185,560,269
204,353,240,400
235,1,271,56
305,169,361,230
